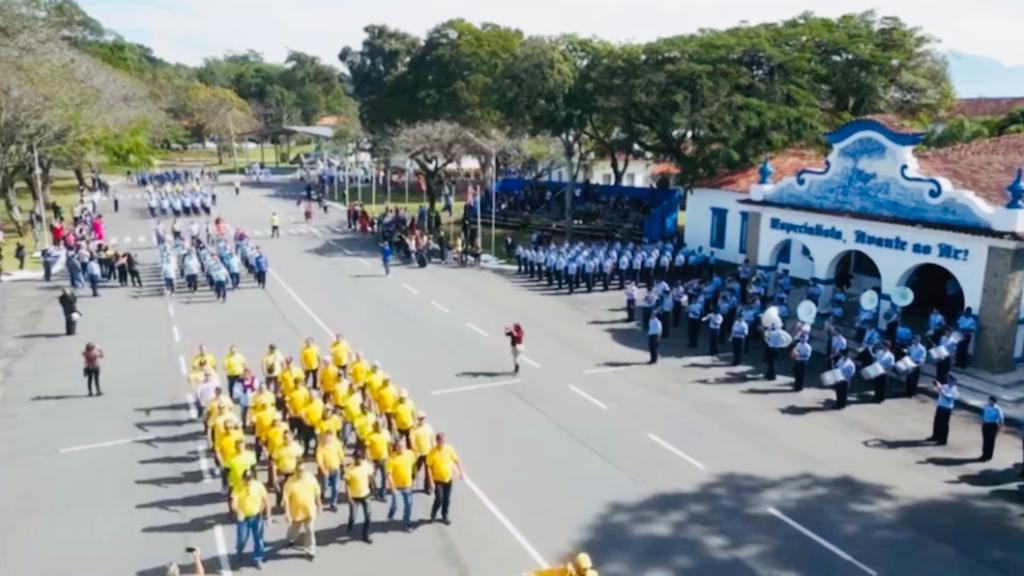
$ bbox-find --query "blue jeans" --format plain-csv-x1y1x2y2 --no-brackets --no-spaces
374,460,386,498
321,470,340,505
235,515,265,563
388,488,413,523
341,421,352,446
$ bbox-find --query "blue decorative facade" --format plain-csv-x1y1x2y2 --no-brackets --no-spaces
753,119,1004,231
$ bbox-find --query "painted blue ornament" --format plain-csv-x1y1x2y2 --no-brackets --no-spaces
1005,167,1024,209
758,156,773,185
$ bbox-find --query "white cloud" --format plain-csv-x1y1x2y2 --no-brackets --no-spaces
80,0,1024,67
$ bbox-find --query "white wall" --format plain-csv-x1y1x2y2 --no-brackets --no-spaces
683,188,750,265
588,160,650,187
754,205,993,315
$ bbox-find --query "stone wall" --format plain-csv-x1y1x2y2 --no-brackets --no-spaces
976,246,1024,373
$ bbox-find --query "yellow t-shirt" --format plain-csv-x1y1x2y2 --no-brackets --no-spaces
330,340,350,367
286,386,311,417
319,365,340,394
266,422,289,453
353,413,374,442
253,409,278,442
340,392,361,422
262,352,284,377
344,460,374,499
283,473,321,522
366,430,391,461
251,390,275,414
272,441,302,475
299,345,319,371
376,384,398,415
386,449,416,489
192,352,216,370
215,428,244,464
393,400,416,432
231,480,268,519
365,372,385,402
302,398,325,427
223,353,246,377
410,423,434,457
350,360,369,388
317,414,342,437
279,366,297,396
271,214,280,226
226,450,256,488
426,444,460,483
316,439,344,472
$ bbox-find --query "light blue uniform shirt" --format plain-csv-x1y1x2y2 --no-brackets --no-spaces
907,343,926,364
731,320,748,338
982,404,1003,423
648,317,662,336
837,358,856,380
956,315,977,333
793,341,812,361
706,313,723,330
936,384,958,409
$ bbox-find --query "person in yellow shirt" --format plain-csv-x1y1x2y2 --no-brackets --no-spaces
260,343,285,392
349,353,369,389
252,407,280,463
192,344,216,371
376,379,399,419
315,432,344,511
298,337,320,388
300,391,325,456
223,345,247,396
365,422,391,500
226,439,256,492
529,552,599,576
278,357,299,398
426,433,462,524
386,438,416,527
286,382,311,426
215,423,244,490
330,333,351,368
317,405,343,439
283,466,322,559
410,411,435,493
365,364,385,405
270,431,303,510
230,469,271,568
391,390,416,440
352,409,375,447
317,357,340,397
344,452,375,543
204,388,234,436
249,383,275,420
270,212,281,237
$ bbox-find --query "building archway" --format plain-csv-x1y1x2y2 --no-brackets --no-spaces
897,263,965,331
827,250,882,295
768,238,815,279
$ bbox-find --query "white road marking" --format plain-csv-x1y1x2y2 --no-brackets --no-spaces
137,235,146,243
310,227,323,238
196,442,214,483
186,394,198,419
466,322,489,337
268,268,545,568
109,238,118,246
167,303,175,318
568,385,609,410
213,524,233,575
172,325,181,343
767,507,878,576
431,300,451,313
178,354,187,376
431,379,521,396
647,433,706,471
464,473,549,569
288,229,298,235
123,236,132,245
520,355,541,369
58,435,155,454
342,248,353,255
401,283,419,295
358,258,370,267
583,366,628,375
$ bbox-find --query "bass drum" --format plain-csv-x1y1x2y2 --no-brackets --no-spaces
416,251,428,268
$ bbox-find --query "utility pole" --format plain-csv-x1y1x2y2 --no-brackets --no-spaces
32,142,49,248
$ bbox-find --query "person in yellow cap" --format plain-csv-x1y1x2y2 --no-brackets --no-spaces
330,332,350,368
215,421,244,491
251,405,280,463
298,337,320,388
222,345,247,397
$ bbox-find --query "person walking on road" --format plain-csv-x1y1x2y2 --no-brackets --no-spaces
833,351,856,410
790,334,812,391
647,313,662,364
230,469,270,568
283,465,321,559
82,342,104,396
505,323,524,374
270,212,280,238
380,241,392,277
928,377,959,445
387,438,416,529
730,317,748,366
904,336,927,397
426,433,463,525
344,451,375,543
410,412,435,494
979,396,1004,461
58,288,80,336
315,431,344,511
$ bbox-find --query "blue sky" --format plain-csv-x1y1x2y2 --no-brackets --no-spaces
80,0,1024,94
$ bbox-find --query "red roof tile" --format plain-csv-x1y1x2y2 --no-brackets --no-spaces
950,98,1024,119
917,133,1024,206
698,149,825,193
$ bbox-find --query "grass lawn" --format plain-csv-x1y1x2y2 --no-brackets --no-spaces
2,178,81,272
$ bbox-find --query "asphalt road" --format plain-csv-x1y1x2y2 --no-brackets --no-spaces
0,175,1021,576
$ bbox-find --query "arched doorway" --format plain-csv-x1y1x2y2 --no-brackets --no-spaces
829,250,881,295
769,238,814,279
898,263,965,332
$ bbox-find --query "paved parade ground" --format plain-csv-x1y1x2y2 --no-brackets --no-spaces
1,176,1022,576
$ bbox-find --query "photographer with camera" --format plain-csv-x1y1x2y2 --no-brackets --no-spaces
504,323,525,374
165,547,204,576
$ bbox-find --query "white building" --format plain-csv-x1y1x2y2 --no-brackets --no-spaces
684,118,1024,373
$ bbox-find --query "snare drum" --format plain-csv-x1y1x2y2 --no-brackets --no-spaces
894,356,917,375
929,346,950,361
820,369,844,387
860,362,885,380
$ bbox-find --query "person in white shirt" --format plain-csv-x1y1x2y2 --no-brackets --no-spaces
647,315,663,364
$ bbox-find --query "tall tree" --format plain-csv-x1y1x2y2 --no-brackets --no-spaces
395,121,482,220
185,84,257,165
338,24,421,134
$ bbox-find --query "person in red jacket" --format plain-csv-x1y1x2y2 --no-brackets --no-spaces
504,323,524,374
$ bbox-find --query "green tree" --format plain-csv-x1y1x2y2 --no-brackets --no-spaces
185,84,257,165
338,24,421,134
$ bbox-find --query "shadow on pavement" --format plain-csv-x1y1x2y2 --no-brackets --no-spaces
138,454,198,466
30,393,92,401
136,491,224,510
919,456,982,467
571,472,1024,576
862,437,935,449
456,370,513,378
16,332,64,339
136,470,206,488
134,402,189,415
949,466,1023,488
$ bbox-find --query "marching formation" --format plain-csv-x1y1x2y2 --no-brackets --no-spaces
191,335,461,567
154,216,269,299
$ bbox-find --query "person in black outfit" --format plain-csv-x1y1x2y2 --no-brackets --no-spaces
126,253,142,287
58,288,79,335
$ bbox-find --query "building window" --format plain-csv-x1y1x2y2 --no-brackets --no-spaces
739,212,748,254
710,208,728,249
624,173,636,186
601,174,612,185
